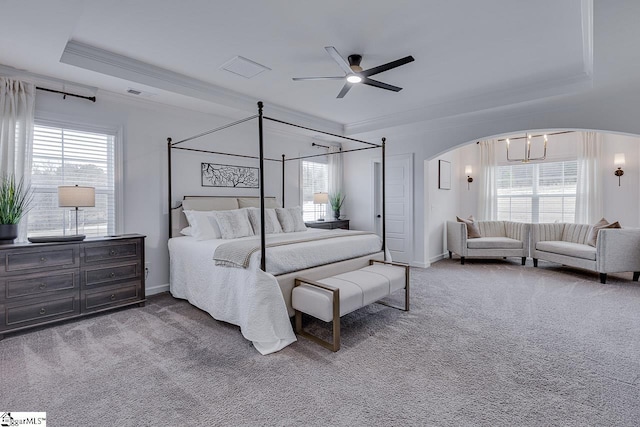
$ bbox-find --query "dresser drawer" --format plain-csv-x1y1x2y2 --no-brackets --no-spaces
2,270,77,300
2,294,79,329
82,240,141,265
83,282,141,312
83,263,140,288
3,246,79,274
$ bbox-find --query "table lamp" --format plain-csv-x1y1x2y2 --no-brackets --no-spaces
58,185,95,238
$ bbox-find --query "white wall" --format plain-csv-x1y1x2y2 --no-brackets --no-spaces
35,90,318,294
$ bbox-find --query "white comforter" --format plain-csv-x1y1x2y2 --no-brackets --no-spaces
168,228,383,355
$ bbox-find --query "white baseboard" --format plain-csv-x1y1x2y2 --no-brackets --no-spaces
429,253,448,264
410,261,430,269
146,283,170,296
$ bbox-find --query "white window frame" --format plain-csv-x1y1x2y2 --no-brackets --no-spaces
300,157,329,221
30,117,124,235
496,158,577,223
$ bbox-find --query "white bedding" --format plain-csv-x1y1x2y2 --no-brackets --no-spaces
168,228,383,355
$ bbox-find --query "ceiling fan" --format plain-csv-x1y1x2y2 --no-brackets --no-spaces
293,46,415,98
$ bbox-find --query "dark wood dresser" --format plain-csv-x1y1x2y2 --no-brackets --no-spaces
305,219,350,230
0,234,145,339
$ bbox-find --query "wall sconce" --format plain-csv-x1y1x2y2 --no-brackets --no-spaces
465,165,473,190
614,153,625,186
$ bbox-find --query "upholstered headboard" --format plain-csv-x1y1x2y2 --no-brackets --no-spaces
170,196,280,238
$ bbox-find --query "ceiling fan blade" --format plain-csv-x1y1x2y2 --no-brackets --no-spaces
292,76,345,81
325,46,354,75
336,82,353,98
361,56,415,77
362,77,402,92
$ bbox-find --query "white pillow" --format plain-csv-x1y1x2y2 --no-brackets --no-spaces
288,206,307,232
180,226,192,236
183,210,222,240
214,209,254,239
246,208,283,234
275,206,307,233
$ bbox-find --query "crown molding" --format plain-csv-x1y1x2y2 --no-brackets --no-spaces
344,70,593,136
60,40,343,135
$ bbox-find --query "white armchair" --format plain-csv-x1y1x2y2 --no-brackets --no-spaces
446,220,530,265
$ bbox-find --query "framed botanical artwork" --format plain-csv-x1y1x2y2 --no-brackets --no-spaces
438,160,451,190
201,162,259,188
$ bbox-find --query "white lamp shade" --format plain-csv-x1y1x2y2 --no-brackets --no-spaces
58,186,96,207
313,192,329,204
464,165,473,175
614,153,626,167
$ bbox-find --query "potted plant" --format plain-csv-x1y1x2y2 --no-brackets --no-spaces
0,174,33,244
329,191,345,220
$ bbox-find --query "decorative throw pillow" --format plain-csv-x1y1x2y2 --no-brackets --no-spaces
179,227,192,236
587,218,621,247
456,215,481,239
246,208,283,234
275,207,295,233
287,206,307,232
214,209,254,239
183,210,222,240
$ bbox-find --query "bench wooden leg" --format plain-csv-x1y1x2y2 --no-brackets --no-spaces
369,260,411,312
294,279,341,352
633,272,640,281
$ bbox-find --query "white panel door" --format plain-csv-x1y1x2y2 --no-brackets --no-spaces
375,154,413,263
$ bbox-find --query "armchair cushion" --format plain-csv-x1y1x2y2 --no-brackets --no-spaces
536,241,596,261
467,237,523,250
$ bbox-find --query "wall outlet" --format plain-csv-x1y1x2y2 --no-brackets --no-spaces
145,262,151,279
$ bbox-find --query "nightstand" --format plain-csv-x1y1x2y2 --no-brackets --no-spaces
305,219,350,230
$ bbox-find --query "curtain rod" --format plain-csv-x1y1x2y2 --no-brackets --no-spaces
36,87,96,103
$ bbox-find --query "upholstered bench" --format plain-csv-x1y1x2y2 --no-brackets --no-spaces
292,260,409,351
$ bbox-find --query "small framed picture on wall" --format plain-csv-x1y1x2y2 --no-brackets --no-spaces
438,160,451,190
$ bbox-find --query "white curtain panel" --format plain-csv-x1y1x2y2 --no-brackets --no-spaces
327,144,343,196
477,139,498,220
575,131,603,224
0,77,36,241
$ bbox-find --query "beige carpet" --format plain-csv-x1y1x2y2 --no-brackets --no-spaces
1,259,639,426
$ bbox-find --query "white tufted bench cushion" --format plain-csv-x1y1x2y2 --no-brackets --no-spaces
292,260,409,351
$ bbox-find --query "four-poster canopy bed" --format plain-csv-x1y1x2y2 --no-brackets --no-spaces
166,102,389,354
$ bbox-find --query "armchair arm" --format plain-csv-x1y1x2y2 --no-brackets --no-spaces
596,228,640,273
446,221,467,257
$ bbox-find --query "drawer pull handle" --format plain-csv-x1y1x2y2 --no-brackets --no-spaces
40,257,47,263
109,250,117,256
110,272,116,278
39,308,46,315
39,282,47,289
110,294,116,301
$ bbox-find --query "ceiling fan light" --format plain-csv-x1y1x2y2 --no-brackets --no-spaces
346,74,362,84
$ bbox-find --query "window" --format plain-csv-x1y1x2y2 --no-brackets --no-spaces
29,122,117,237
497,160,577,223
301,159,328,221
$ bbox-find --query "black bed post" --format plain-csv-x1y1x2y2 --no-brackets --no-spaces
282,154,286,207
381,137,387,261
167,137,173,239
258,102,266,271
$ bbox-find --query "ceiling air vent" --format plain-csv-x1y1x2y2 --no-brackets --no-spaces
220,56,271,79
127,88,142,95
